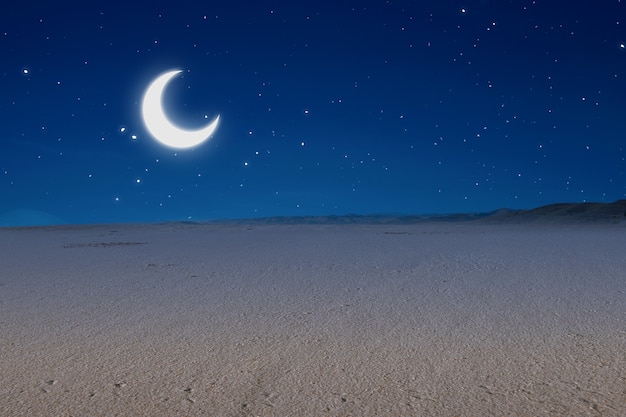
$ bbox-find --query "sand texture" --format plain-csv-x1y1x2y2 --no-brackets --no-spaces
1,222,625,416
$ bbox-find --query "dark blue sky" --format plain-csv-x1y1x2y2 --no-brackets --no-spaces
2,1,625,225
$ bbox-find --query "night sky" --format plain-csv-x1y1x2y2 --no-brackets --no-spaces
2,1,625,226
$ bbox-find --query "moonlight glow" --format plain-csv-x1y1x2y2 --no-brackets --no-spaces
141,69,220,149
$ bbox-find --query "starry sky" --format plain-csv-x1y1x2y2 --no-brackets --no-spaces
2,1,625,226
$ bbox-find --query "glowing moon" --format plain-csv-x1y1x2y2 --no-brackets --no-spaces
141,69,220,149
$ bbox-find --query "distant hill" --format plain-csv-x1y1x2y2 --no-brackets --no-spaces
226,212,490,225
223,200,626,225
480,200,626,224
4,201,625,229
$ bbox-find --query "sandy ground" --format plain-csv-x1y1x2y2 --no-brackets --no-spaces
1,222,625,416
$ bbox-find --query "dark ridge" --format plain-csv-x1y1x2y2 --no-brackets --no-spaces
2,200,625,229
480,200,626,224
215,212,491,225
220,200,626,225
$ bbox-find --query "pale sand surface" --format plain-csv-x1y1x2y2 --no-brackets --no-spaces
1,222,624,416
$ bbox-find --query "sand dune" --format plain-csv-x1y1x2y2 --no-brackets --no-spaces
1,222,625,416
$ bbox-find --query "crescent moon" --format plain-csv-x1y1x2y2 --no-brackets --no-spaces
141,69,220,149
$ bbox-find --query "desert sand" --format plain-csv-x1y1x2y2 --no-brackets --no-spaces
1,221,625,416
